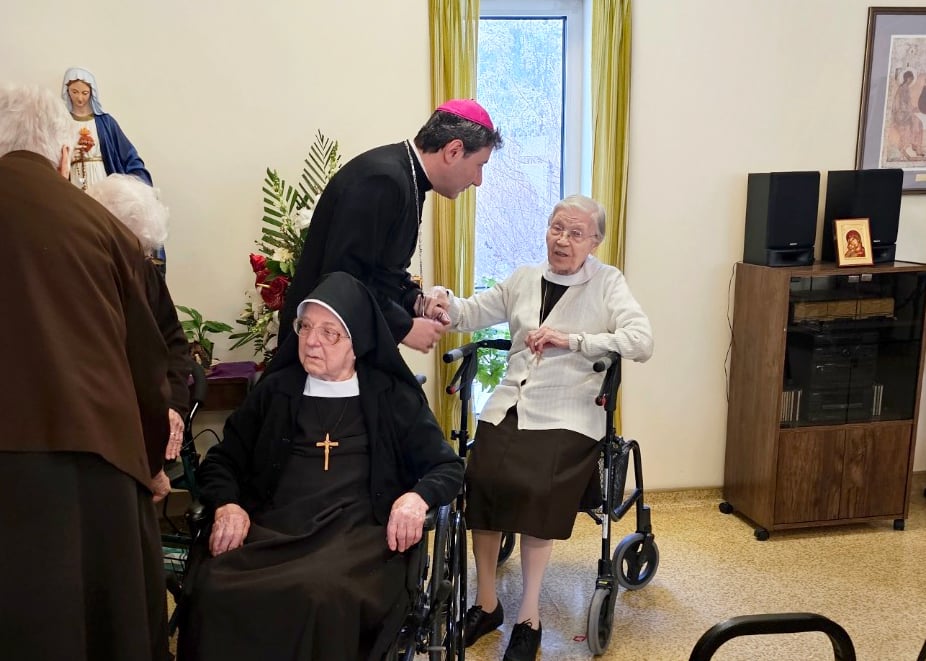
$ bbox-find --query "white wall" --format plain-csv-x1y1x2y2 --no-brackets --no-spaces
2,0,924,488
626,0,926,488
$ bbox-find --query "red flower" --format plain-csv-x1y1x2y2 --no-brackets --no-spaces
254,268,271,287
260,275,290,311
249,253,267,273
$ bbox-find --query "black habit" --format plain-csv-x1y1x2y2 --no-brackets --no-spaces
180,273,463,661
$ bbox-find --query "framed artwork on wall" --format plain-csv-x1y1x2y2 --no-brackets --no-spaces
834,218,874,267
856,7,926,193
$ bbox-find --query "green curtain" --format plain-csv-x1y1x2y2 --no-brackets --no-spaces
428,0,480,435
591,0,632,432
591,0,632,272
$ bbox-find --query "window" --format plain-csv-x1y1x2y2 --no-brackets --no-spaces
471,1,589,408
476,0,589,286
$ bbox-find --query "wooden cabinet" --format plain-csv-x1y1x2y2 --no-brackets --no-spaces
722,262,926,539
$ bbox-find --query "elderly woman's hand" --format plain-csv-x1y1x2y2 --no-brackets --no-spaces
151,469,171,503
166,408,185,460
525,325,570,357
210,503,251,557
386,492,429,552
422,287,452,325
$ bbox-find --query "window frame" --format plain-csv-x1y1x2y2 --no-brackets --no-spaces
479,0,589,196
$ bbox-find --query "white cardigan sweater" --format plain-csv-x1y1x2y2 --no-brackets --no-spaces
448,259,653,441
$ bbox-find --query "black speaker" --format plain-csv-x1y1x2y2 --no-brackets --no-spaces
821,169,903,264
743,171,820,267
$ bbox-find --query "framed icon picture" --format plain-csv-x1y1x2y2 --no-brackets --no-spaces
834,218,874,267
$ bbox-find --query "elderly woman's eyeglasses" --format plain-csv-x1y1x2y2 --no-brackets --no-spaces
293,319,346,346
548,223,598,243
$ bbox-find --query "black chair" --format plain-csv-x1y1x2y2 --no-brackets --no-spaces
688,613,856,661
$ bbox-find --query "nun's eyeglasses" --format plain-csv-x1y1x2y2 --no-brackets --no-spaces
293,319,346,346
548,223,598,243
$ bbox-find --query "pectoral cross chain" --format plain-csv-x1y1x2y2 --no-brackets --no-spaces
316,433,340,471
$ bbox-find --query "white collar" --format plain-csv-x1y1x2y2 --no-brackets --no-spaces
407,139,430,182
543,255,603,286
303,373,360,397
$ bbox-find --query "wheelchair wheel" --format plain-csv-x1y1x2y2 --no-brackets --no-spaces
586,586,616,655
613,532,659,590
429,508,466,660
498,530,515,565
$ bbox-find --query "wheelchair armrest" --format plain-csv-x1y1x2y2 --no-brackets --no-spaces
423,507,439,531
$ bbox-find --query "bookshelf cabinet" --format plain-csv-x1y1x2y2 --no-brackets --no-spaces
721,261,926,539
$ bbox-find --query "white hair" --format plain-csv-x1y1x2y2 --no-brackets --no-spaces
86,174,169,252
548,194,607,240
0,84,72,165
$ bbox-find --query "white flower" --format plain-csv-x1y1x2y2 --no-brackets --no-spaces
295,206,314,230
271,247,294,264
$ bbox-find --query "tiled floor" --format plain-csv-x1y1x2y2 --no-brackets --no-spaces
464,477,926,660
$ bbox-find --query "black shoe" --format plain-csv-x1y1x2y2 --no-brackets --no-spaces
503,620,542,661
463,602,504,647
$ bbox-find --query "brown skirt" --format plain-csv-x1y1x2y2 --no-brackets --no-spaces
0,451,167,661
465,408,600,540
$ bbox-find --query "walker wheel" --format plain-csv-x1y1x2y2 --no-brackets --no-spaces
719,501,734,514
497,531,515,565
586,586,615,655
754,528,770,541
613,532,659,590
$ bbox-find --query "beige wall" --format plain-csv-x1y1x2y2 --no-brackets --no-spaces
3,0,925,488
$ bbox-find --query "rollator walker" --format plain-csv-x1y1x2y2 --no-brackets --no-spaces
442,340,659,657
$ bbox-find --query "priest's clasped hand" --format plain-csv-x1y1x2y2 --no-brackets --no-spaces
401,317,446,354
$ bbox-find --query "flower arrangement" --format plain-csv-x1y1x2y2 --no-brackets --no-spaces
229,131,341,364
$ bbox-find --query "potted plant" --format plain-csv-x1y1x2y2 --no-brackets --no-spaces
175,305,233,370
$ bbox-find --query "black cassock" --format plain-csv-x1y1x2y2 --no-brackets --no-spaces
270,142,431,375
183,396,409,661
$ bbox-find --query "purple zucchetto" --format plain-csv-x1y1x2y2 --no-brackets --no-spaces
435,99,494,131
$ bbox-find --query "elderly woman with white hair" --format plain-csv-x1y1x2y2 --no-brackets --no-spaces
432,194,654,661
87,174,191,460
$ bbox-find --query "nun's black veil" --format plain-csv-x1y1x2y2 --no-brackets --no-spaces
301,271,421,389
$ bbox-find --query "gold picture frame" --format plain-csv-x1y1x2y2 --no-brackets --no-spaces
834,218,874,267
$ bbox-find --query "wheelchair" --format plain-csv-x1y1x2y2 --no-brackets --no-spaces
442,340,659,657
389,504,467,660
388,372,468,661
165,366,466,660
383,373,469,661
